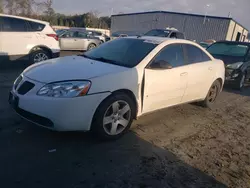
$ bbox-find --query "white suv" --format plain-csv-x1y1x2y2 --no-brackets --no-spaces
0,14,60,64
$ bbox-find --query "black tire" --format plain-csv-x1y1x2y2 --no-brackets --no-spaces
30,50,50,64
91,92,136,140
202,80,221,109
87,43,96,51
234,73,246,90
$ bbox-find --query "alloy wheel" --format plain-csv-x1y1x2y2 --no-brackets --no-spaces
103,100,131,135
34,53,48,63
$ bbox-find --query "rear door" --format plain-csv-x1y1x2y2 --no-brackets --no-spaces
74,31,89,50
181,44,214,102
1,16,33,57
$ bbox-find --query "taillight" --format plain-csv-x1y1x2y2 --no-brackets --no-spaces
46,34,58,41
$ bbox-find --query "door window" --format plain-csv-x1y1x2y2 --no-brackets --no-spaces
77,32,88,38
27,21,45,31
62,31,77,38
170,32,177,38
151,44,185,68
185,44,211,64
1,17,28,32
176,32,185,39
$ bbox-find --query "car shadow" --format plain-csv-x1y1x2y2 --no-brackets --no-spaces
0,124,227,188
223,84,250,97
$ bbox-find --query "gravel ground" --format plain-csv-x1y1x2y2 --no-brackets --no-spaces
0,52,250,188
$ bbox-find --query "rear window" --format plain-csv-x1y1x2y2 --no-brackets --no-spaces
27,21,45,31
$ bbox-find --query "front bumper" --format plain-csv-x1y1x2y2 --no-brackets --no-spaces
9,76,110,131
225,68,242,83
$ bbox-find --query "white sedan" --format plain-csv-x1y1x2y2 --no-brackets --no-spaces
9,37,225,140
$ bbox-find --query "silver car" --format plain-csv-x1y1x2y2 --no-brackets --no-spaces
59,30,101,51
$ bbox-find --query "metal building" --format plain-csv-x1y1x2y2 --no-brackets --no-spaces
111,11,249,42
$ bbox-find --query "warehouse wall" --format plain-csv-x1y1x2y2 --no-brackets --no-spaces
111,12,231,42
227,20,249,41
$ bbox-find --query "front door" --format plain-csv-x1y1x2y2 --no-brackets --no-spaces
142,44,188,114
60,31,78,50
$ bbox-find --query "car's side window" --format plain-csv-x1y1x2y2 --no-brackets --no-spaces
2,17,28,32
170,32,177,38
26,21,45,32
151,44,185,68
62,31,76,38
185,44,211,64
77,32,88,38
176,32,185,39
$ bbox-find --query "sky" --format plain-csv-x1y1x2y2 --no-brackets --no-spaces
53,0,250,30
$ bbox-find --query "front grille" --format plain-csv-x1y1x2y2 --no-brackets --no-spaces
17,81,35,95
15,107,54,127
14,76,22,90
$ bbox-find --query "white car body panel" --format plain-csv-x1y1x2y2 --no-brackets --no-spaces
0,14,60,57
10,37,225,131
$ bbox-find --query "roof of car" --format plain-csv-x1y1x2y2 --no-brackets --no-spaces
127,36,193,44
215,41,250,46
0,13,49,24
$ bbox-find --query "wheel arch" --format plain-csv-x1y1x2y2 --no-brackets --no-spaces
91,89,138,128
29,45,53,58
112,89,138,119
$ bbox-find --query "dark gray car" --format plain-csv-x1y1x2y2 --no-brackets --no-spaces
59,30,101,51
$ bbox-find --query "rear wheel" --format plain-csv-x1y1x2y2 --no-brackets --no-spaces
202,80,221,109
87,43,96,51
92,93,135,140
30,50,50,64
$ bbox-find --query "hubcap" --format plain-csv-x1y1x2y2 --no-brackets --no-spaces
103,100,131,135
207,85,218,103
89,44,96,50
34,53,48,63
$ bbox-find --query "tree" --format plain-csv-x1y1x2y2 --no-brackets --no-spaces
0,0,3,13
43,0,56,24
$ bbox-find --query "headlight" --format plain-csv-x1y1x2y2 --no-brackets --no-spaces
37,81,91,98
226,62,243,69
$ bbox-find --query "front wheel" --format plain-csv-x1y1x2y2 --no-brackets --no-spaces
202,80,221,109
92,93,135,140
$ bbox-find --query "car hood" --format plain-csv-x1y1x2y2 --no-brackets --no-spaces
211,54,245,65
23,56,129,83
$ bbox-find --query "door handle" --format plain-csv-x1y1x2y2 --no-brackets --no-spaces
208,67,213,71
180,72,188,76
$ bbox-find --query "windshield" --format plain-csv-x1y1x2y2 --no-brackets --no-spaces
83,38,158,68
144,29,170,37
207,43,249,57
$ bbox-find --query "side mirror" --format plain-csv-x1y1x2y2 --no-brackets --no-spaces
150,60,172,69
